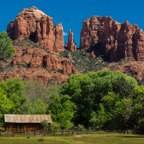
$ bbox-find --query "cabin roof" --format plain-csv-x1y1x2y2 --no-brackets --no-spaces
4,114,52,123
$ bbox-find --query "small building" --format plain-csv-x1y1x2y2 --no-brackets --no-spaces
4,114,52,132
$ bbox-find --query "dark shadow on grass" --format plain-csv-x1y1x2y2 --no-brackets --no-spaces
120,135,144,139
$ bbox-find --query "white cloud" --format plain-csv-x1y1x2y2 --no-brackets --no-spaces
63,32,68,36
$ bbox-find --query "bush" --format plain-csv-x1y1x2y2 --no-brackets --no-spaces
51,122,60,132
77,124,85,132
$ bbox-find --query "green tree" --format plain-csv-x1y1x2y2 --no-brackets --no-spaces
0,32,15,60
51,122,60,134
61,70,138,128
131,86,144,133
41,120,49,136
5,78,26,113
102,92,119,129
77,124,85,132
61,73,96,127
48,94,76,129
113,98,133,130
0,87,13,119
19,98,47,114
31,99,47,114
90,104,106,130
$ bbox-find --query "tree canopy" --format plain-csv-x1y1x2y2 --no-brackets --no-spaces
0,32,15,60
61,70,140,130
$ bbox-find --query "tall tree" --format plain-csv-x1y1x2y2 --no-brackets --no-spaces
0,87,13,119
48,94,76,129
0,32,15,60
5,78,26,113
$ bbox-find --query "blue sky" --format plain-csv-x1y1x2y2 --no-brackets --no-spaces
0,0,144,47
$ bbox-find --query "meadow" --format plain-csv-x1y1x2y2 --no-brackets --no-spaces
0,133,144,144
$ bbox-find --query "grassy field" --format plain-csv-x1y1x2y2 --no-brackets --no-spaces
0,133,144,144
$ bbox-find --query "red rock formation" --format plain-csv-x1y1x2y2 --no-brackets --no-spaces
105,61,144,81
0,6,78,84
7,6,64,52
66,30,77,51
0,66,69,84
80,16,144,61
0,46,77,83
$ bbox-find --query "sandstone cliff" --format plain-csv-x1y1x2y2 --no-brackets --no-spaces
7,6,64,52
80,16,144,61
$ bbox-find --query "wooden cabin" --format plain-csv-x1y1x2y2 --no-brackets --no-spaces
4,114,52,132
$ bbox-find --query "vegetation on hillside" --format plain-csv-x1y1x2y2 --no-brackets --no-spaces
13,37,39,48
0,32,15,60
60,50,108,73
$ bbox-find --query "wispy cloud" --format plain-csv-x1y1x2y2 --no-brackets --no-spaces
63,32,68,36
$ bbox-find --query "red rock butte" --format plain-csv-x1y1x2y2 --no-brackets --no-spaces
80,16,144,62
7,6,64,52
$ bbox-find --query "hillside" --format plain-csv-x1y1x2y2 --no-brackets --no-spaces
61,50,144,81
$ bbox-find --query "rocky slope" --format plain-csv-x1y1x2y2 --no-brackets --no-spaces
61,49,144,81
80,16,144,62
0,46,77,84
106,61,144,81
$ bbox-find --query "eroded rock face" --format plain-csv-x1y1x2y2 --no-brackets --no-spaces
0,46,77,84
80,16,144,61
7,6,64,52
105,61,144,81
66,30,77,51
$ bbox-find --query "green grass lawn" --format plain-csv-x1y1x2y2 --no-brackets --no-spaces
0,133,144,144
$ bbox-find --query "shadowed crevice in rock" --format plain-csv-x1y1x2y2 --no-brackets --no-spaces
86,42,108,61
29,31,38,43
132,35,138,61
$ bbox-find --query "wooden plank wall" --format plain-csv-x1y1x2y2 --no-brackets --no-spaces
5,123,44,132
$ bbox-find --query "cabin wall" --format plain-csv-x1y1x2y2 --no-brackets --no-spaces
5,123,50,132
